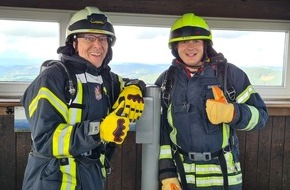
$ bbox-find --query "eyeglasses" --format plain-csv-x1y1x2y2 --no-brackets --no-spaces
77,34,112,44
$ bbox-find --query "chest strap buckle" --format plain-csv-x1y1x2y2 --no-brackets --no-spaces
188,152,211,161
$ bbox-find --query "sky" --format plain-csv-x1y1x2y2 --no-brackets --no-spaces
0,20,59,63
0,20,286,68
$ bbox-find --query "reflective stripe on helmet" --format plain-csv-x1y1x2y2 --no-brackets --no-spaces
169,26,212,44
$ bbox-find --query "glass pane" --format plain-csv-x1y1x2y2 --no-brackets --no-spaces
111,26,173,85
112,26,286,86
212,30,286,86
1,21,285,88
0,20,59,82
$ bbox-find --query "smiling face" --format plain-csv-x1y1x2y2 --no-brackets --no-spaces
73,33,110,68
177,39,204,70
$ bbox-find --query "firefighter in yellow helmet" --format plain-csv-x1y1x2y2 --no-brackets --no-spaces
155,13,268,190
21,6,145,190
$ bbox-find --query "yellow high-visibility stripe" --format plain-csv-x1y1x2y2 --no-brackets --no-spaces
29,87,68,120
118,75,125,89
167,104,178,145
58,74,84,189
236,85,255,104
222,123,230,148
195,173,243,187
182,152,242,187
159,145,173,159
239,105,259,131
60,158,77,190
52,123,73,158
100,154,107,178
68,79,83,124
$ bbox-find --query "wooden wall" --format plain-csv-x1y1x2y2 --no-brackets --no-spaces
1,103,290,190
238,116,290,189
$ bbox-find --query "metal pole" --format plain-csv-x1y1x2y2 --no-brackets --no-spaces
135,85,161,190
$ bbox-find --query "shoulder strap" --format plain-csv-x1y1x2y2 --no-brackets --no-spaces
161,65,178,108
40,60,77,104
216,59,236,102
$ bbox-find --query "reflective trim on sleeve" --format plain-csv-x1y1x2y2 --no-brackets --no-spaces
60,157,77,190
29,87,68,120
159,145,173,159
236,85,255,104
239,105,259,131
53,123,73,158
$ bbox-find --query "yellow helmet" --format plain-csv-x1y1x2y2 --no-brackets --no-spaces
66,6,116,45
169,13,212,48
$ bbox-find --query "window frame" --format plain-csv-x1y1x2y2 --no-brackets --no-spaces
0,7,290,100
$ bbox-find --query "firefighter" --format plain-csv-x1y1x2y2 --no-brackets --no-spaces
155,13,268,190
21,6,145,190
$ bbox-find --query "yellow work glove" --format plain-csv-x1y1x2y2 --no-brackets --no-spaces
113,84,144,123
100,101,130,144
206,85,234,125
161,177,182,190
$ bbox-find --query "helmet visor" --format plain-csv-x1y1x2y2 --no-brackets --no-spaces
170,26,211,41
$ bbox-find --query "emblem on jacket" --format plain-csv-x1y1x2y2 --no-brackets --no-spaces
95,85,102,100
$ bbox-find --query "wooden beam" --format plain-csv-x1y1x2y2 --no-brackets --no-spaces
0,0,290,20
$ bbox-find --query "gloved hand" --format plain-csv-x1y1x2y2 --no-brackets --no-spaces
161,177,182,190
100,101,130,144
206,86,234,125
113,84,144,123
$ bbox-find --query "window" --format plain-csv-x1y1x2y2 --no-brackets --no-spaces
111,25,172,84
108,14,290,99
0,20,59,82
0,7,71,98
0,8,289,99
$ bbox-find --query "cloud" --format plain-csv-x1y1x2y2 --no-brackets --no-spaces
0,20,59,59
0,20,58,38
112,26,173,65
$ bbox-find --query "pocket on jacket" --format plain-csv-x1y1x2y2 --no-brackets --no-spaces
40,159,62,182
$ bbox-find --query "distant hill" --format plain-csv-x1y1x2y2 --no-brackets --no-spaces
0,58,282,86
0,59,170,84
110,63,169,84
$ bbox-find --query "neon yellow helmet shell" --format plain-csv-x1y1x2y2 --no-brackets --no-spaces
169,13,212,48
66,6,116,45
